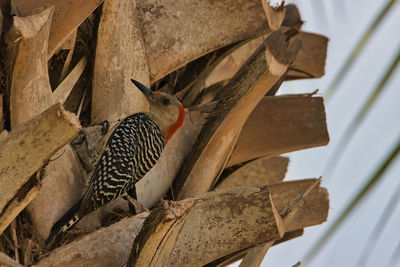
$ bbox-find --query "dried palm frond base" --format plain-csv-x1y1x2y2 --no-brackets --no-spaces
0,0,330,266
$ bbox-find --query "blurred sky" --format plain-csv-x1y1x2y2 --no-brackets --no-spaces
234,0,400,266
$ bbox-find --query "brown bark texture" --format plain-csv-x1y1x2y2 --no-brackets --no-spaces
91,0,150,123
0,104,81,234
36,213,149,267
5,7,87,128
11,0,103,58
206,30,328,88
129,180,328,266
216,156,289,190
228,94,329,166
174,30,301,200
6,6,54,128
136,0,285,82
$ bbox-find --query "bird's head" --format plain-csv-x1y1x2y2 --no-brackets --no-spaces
131,79,185,143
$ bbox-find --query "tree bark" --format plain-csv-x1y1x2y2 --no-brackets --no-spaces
0,104,81,234
136,0,285,83
205,31,328,88
36,213,148,267
11,0,103,58
174,31,301,200
239,241,274,267
228,94,329,167
130,179,328,266
286,31,329,80
0,9,2,35
34,179,327,267
6,7,86,128
0,251,23,267
207,230,304,267
6,6,54,128
91,0,150,123
216,156,289,190
52,56,87,105
26,145,86,239
129,187,283,267
0,93,4,132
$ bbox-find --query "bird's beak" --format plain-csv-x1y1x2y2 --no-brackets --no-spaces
131,79,156,100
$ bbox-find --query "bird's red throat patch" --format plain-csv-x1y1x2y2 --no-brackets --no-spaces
165,104,185,143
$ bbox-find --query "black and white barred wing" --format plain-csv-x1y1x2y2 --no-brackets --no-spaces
79,113,165,217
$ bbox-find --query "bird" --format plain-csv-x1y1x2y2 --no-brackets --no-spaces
46,79,185,248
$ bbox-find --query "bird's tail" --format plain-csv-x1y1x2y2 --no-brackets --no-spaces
46,199,82,249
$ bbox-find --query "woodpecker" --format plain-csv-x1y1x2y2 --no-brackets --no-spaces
46,79,185,248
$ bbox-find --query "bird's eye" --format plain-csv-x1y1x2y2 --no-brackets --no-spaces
162,97,171,105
